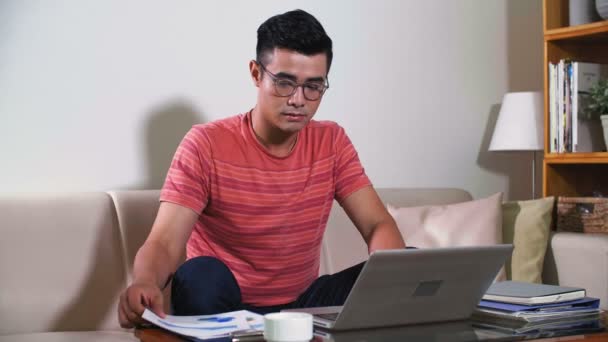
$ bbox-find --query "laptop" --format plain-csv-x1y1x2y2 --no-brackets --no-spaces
285,244,513,331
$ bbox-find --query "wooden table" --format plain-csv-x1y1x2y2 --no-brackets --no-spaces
136,313,608,342
136,328,608,342
135,328,184,342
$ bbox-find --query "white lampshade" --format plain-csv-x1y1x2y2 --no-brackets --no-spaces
489,91,544,151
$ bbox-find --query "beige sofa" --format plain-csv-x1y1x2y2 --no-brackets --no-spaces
1,188,607,341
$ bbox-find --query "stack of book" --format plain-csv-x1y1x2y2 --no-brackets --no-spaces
473,281,603,336
548,60,608,153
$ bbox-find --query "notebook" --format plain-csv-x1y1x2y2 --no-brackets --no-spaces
482,281,586,305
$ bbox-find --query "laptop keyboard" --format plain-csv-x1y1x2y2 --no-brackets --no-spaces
315,312,340,321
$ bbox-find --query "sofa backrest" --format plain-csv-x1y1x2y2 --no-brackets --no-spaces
110,188,472,307
108,190,172,312
320,188,473,275
108,190,162,283
3,187,606,332
110,188,473,278
0,188,472,335
0,193,125,335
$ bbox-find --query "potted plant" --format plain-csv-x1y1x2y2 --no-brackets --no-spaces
587,79,608,150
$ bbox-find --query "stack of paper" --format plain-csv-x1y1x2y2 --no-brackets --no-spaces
474,313,602,335
142,309,264,341
474,297,600,323
473,281,602,336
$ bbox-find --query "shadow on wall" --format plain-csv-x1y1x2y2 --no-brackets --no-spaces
131,100,206,190
477,104,533,201
507,0,544,198
506,0,543,93
48,100,206,330
478,0,543,201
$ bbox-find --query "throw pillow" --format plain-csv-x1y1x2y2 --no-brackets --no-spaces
387,192,505,280
502,197,554,283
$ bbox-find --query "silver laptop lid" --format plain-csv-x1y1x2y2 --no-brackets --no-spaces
331,244,513,330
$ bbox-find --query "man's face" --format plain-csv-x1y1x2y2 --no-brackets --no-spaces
251,48,328,135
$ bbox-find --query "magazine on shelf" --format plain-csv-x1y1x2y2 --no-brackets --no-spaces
549,60,608,153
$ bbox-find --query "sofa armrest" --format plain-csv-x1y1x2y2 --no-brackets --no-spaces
542,232,608,310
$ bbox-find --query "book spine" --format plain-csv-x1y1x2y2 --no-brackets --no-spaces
572,62,578,152
549,63,557,153
558,60,564,153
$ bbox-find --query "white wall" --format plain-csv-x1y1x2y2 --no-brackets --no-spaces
0,0,543,200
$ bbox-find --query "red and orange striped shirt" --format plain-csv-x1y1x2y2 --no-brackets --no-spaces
160,111,371,306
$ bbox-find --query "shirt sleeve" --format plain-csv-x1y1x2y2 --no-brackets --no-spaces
333,125,372,205
159,126,211,213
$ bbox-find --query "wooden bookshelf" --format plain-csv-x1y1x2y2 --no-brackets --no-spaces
545,20,608,41
542,0,608,198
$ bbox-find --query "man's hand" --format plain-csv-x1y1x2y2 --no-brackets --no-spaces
118,282,165,329
118,202,199,328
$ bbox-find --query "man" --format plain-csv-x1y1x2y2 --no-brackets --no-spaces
118,9,405,328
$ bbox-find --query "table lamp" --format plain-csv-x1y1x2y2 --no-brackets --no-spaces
489,91,544,199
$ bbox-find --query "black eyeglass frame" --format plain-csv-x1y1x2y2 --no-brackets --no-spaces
256,61,330,101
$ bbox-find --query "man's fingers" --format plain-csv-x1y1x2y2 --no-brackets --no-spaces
122,299,143,324
121,292,145,324
149,294,166,318
118,292,132,328
118,305,134,329
120,293,132,316
126,289,146,316
118,285,164,328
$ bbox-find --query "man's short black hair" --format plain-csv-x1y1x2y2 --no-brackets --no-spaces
256,9,333,73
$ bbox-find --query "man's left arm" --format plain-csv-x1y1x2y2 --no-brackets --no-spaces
340,185,406,254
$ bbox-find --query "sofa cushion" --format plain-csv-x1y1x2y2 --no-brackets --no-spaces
0,193,126,335
386,192,505,280
320,188,473,275
386,192,502,248
502,197,554,283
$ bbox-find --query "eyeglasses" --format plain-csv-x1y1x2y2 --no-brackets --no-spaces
257,62,329,101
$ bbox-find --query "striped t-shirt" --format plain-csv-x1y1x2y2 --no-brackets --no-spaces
160,111,371,306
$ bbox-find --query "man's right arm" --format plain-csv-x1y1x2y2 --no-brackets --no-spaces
118,201,199,328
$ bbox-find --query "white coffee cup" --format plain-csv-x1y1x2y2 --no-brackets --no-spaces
263,312,313,342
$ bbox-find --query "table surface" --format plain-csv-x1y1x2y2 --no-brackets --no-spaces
135,312,608,342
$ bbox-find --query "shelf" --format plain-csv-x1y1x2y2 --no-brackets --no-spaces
544,163,608,197
545,20,608,41
542,0,608,198
544,152,608,164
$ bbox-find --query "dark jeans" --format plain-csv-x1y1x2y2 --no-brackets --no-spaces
171,256,364,315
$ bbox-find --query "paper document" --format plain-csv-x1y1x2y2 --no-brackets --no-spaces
142,309,264,340
474,307,600,323
474,313,601,335
477,297,600,313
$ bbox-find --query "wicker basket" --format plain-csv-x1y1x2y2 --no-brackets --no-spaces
556,197,608,233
